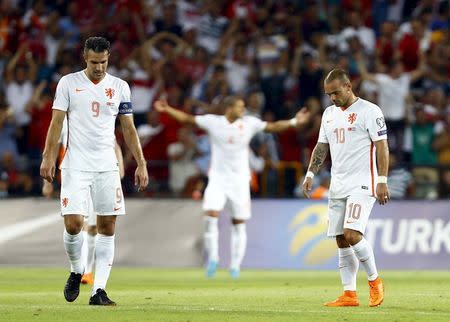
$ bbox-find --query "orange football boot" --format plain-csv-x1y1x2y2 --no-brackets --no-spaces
81,272,94,285
324,290,359,307
368,277,384,307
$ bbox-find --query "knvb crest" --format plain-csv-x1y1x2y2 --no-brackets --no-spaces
348,113,357,124
105,88,115,99
62,197,69,208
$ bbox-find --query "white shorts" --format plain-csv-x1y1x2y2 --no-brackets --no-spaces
327,194,376,237
61,169,125,216
202,178,251,220
85,196,97,226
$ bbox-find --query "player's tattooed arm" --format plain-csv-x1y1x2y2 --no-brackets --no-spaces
308,142,329,174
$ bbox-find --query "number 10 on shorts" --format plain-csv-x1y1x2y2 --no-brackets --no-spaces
346,203,361,223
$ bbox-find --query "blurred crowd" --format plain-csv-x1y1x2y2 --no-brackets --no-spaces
0,0,449,199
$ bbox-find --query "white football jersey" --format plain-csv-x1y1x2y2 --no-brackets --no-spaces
195,114,267,182
53,71,132,171
318,98,387,198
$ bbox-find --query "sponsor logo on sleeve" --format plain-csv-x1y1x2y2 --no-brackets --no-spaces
377,129,387,136
119,102,133,114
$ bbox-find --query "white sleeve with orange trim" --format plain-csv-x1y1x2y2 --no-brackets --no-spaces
52,76,70,112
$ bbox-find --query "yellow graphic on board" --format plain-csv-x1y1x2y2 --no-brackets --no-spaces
289,204,336,265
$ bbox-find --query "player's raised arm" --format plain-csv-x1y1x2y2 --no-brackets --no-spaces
374,139,390,205
119,115,149,191
264,107,310,133
302,142,329,198
154,100,196,126
40,109,66,182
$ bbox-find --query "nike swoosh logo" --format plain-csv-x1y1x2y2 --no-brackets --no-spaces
75,88,85,92
114,207,121,211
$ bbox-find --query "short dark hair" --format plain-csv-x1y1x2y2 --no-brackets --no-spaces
324,68,350,84
222,96,241,109
84,37,110,54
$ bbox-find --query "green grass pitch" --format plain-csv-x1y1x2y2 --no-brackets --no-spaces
0,268,449,321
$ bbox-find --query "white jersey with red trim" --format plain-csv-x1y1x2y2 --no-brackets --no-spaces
53,71,132,171
195,114,267,182
318,98,387,198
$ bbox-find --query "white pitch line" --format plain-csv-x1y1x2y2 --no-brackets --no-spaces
0,212,61,244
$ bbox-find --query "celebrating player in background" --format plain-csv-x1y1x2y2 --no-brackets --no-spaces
303,69,389,307
155,96,310,278
40,37,148,306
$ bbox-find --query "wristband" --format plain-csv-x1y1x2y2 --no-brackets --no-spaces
378,176,387,184
289,118,298,126
305,171,314,179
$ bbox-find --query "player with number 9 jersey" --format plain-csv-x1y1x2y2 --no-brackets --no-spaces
40,36,148,307
53,71,131,171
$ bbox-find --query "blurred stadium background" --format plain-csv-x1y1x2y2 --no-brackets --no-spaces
0,0,449,320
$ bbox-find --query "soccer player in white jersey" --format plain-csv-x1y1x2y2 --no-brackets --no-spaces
154,96,310,278
42,135,125,287
302,69,389,307
40,37,148,306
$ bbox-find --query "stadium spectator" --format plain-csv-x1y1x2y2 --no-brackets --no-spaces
388,154,414,199
154,2,183,37
167,126,200,195
248,93,280,196
196,2,229,54
0,93,33,196
411,106,440,199
5,43,37,155
356,51,426,162
134,109,170,195
339,10,376,55
57,2,81,48
25,80,52,182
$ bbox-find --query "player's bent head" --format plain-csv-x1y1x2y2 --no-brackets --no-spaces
324,68,350,86
83,37,111,81
324,69,353,107
84,37,111,55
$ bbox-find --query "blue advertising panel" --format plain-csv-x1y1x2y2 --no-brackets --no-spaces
217,200,450,270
